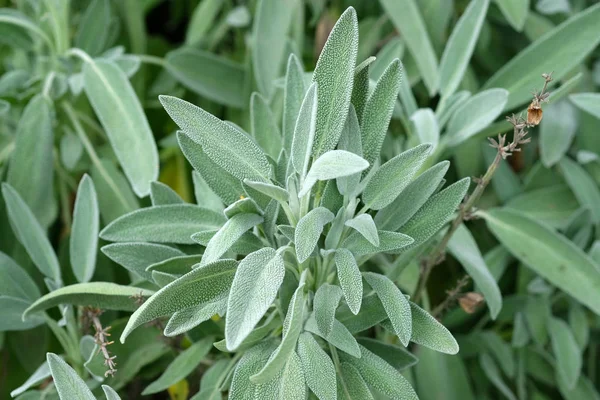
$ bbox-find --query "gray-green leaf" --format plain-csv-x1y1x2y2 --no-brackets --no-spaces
297,332,337,400
334,249,363,315
295,207,334,262
549,317,582,389
299,150,369,197
47,353,95,400
70,175,99,283
201,213,263,266
410,301,459,354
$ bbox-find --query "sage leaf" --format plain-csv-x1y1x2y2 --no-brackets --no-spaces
334,249,363,315
165,47,246,108
495,0,529,31
375,161,450,231
446,89,508,147
402,178,471,248
150,181,184,206
363,272,412,346
336,106,363,197
142,337,214,394
101,242,185,281
540,101,578,167
75,0,111,56
379,0,439,95
439,0,489,96
361,59,402,166
226,248,285,350
342,230,414,256
549,317,582,389
559,157,600,224
345,214,379,246
47,353,95,400
283,54,306,154
83,59,159,196
351,57,376,123
2,184,61,283
570,93,600,119
304,313,361,358
291,82,318,176
70,175,99,283
410,301,459,354
160,96,271,181
0,252,40,301
100,204,226,244
9,360,50,397
340,344,418,400
483,3,600,110
295,207,334,262
484,208,600,315
91,158,139,224
165,298,226,337
357,337,418,370
299,150,369,197
243,180,288,205
250,92,282,159
229,341,279,399
410,109,439,150
297,332,337,400
250,274,305,384
314,284,343,337
102,385,122,400
254,351,306,400
479,353,517,400
447,224,502,319
363,143,432,210
24,283,153,318
311,7,358,158
120,259,237,342
7,94,55,227
201,213,263,266
0,296,44,331
338,362,374,400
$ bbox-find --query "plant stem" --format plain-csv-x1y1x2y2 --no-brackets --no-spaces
413,144,503,303
134,54,166,67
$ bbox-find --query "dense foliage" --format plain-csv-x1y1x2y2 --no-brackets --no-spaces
1,0,600,399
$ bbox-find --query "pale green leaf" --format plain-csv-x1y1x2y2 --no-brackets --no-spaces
91,158,139,224
243,180,288,204
142,337,214,394
164,298,226,337
549,317,582,389
506,185,578,229
343,230,414,256
100,204,226,244
340,344,418,400
75,0,111,56
102,242,185,281
0,252,40,301
483,208,600,315
361,59,402,167
379,0,439,95
150,181,184,206
311,7,358,158
226,248,285,350
46,353,95,400
495,0,529,31
160,96,271,182
363,272,412,346
102,385,122,400
185,0,224,45
24,283,153,318
352,57,376,123
254,351,306,400
229,340,278,400
410,109,439,150
314,284,343,337
304,313,361,357
297,332,336,400
439,0,489,96
0,296,44,331
120,259,238,342
83,60,158,196
283,54,306,154
201,213,263,266
7,94,55,228
250,92,282,159
568,304,589,350
336,106,363,197
70,175,99,283
483,3,600,110
479,353,517,400
559,157,600,224
252,0,300,97
2,184,61,282
291,83,318,177
375,161,449,231
299,150,369,197
295,207,334,262
540,101,578,167
357,337,417,370
10,361,50,397
570,93,600,119
345,214,380,246
447,224,502,319
410,301,458,354
363,143,432,210
446,89,508,147
338,362,374,400
165,47,245,108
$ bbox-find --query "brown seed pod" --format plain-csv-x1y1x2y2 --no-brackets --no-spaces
527,99,543,126
458,292,485,314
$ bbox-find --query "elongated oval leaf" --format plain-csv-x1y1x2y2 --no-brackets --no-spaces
283,54,306,154
226,248,285,350
24,283,153,318
311,7,358,158
229,341,279,399
411,109,439,150
343,230,414,256
100,204,225,244
484,208,600,315
150,181,184,206
121,259,237,342
201,213,263,266
0,252,40,301
299,150,369,197
334,249,363,315
410,301,459,354
338,362,374,400
297,332,337,400
75,0,111,56
304,314,361,358
295,207,334,262
70,175,99,283
102,242,185,281
379,0,439,95
439,0,489,96
83,60,158,196
165,298,226,337
291,83,318,176
446,89,508,147
2,184,61,282
250,92,281,159
549,317,582,390
166,47,246,108
102,385,121,400
345,214,379,246
447,224,502,319
363,272,412,346
160,96,271,182
7,94,55,227
559,157,600,224
363,143,432,210
570,93,600,119
483,3,600,110
47,353,95,400
142,337,214,394
540,100,578,167
314,284,343,337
